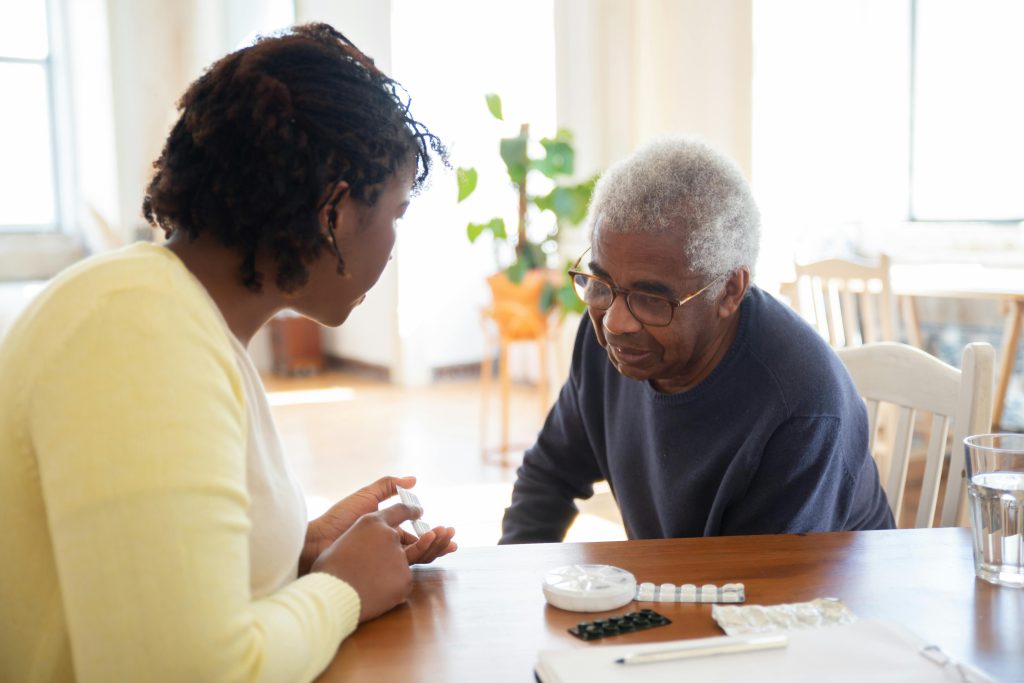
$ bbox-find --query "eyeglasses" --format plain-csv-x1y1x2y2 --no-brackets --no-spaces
567,247,725,327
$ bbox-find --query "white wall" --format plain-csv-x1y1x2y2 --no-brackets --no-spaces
295,0,401,374
555,0,753,181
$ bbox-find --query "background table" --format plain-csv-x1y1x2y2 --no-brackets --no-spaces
891,263,1024,429
315,528,1022,682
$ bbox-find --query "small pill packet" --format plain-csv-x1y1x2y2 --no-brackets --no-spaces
395,486,431,537
634,581,745,603
711,597,857,636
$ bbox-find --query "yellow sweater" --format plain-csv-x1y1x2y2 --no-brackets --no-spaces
0,243,359,682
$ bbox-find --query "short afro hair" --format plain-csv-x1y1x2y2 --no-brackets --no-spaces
143,22,446,293
587,136,760,296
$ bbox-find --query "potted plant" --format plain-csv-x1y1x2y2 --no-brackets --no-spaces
456,93,596,319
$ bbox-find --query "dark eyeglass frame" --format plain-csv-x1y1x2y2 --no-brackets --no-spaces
567,247,727,327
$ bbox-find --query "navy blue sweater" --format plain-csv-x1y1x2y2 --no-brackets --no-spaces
500,286,894,543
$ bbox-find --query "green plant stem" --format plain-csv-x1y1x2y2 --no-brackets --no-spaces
516,122,528,259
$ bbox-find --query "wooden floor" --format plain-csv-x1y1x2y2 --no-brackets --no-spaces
263,370,626,547
264,370,937,547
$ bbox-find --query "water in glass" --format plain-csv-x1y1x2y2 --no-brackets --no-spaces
965,434,1024,588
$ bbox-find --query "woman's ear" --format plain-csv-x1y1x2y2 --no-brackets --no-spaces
319,180,351,238
717,267,750,319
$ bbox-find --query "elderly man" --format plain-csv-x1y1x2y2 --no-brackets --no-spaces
500,137,893,544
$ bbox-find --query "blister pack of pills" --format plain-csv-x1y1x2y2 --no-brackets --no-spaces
395,485,431,537
635,581,746,603
568,608,671,641
711,597,856,636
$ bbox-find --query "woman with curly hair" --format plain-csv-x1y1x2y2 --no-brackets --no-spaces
0,23,454,682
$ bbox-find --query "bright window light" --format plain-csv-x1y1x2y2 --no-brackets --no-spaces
389,0,557,367
0,0,58,231
0,62,56,228
911,0,1024,220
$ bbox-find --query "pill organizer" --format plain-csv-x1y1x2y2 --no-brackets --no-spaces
634,581,746,603
542,564,638,612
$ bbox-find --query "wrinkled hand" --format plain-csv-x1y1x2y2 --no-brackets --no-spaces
309,504,418,622
300,476,457,575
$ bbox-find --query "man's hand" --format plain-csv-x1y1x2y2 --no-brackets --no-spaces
300,476,457,575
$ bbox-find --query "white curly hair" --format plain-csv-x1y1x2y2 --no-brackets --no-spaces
587,136,760,296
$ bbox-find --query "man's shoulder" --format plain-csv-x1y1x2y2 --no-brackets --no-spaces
741,287,856,415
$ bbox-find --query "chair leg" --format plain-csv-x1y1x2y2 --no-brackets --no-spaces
537,336,549,418
499,336,510,467
479,341,493,460
994,300,1024,430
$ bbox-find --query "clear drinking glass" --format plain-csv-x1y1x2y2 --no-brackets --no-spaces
964,433,1024,588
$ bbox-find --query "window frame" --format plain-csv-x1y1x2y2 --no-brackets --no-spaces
0,0,77,236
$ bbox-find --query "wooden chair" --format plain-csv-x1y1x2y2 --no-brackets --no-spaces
793,255,921,347
838,342,994,528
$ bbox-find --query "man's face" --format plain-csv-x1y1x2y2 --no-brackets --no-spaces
585,220,737,394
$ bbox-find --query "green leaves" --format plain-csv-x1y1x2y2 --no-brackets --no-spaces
534,130,575,178
504,258,528,284
456,167,478,202
466,217,506,244
504,241,547,285
462,93,601,317
533,174,597,225
485,93,503,120
499,132,529,185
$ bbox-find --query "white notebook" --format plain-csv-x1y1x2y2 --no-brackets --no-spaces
535,619,994,683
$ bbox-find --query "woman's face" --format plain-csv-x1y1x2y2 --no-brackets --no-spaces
289,167,413,327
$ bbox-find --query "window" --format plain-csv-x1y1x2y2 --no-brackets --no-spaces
753,0,1024,237
0,0,69,233
910,0,1024,221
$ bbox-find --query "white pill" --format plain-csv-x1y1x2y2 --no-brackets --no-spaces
657,583,677,602
636,582,656,601
700,584,717,601
679,584,697,601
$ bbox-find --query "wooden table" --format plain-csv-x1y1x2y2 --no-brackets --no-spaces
891,263,1024,428
316,528,1022,682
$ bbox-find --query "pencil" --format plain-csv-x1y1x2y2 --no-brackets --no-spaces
614,634,788,665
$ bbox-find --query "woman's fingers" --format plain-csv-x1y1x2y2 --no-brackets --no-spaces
405,527,457,564
359,475,417,503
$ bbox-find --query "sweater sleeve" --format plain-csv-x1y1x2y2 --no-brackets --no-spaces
29,287,358,683
500,339,604,544
719,415,866,535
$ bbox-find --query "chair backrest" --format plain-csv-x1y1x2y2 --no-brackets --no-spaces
838,342,994,528
794,255,897,347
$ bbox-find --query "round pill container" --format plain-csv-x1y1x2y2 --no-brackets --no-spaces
542,564,637,612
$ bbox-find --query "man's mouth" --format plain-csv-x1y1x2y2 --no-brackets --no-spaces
611,345,653,364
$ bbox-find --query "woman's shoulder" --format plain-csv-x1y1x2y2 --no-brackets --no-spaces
6,243,231,370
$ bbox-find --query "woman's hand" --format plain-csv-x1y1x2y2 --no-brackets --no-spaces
399,525,458,565
309,504,418,622
299,476,457,575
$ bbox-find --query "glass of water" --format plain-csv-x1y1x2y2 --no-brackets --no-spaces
964,434,1024,588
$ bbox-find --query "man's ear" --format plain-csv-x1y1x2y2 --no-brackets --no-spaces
717,266,750,319
319,180,352,238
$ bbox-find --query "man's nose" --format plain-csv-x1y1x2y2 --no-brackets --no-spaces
602,294,643,335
